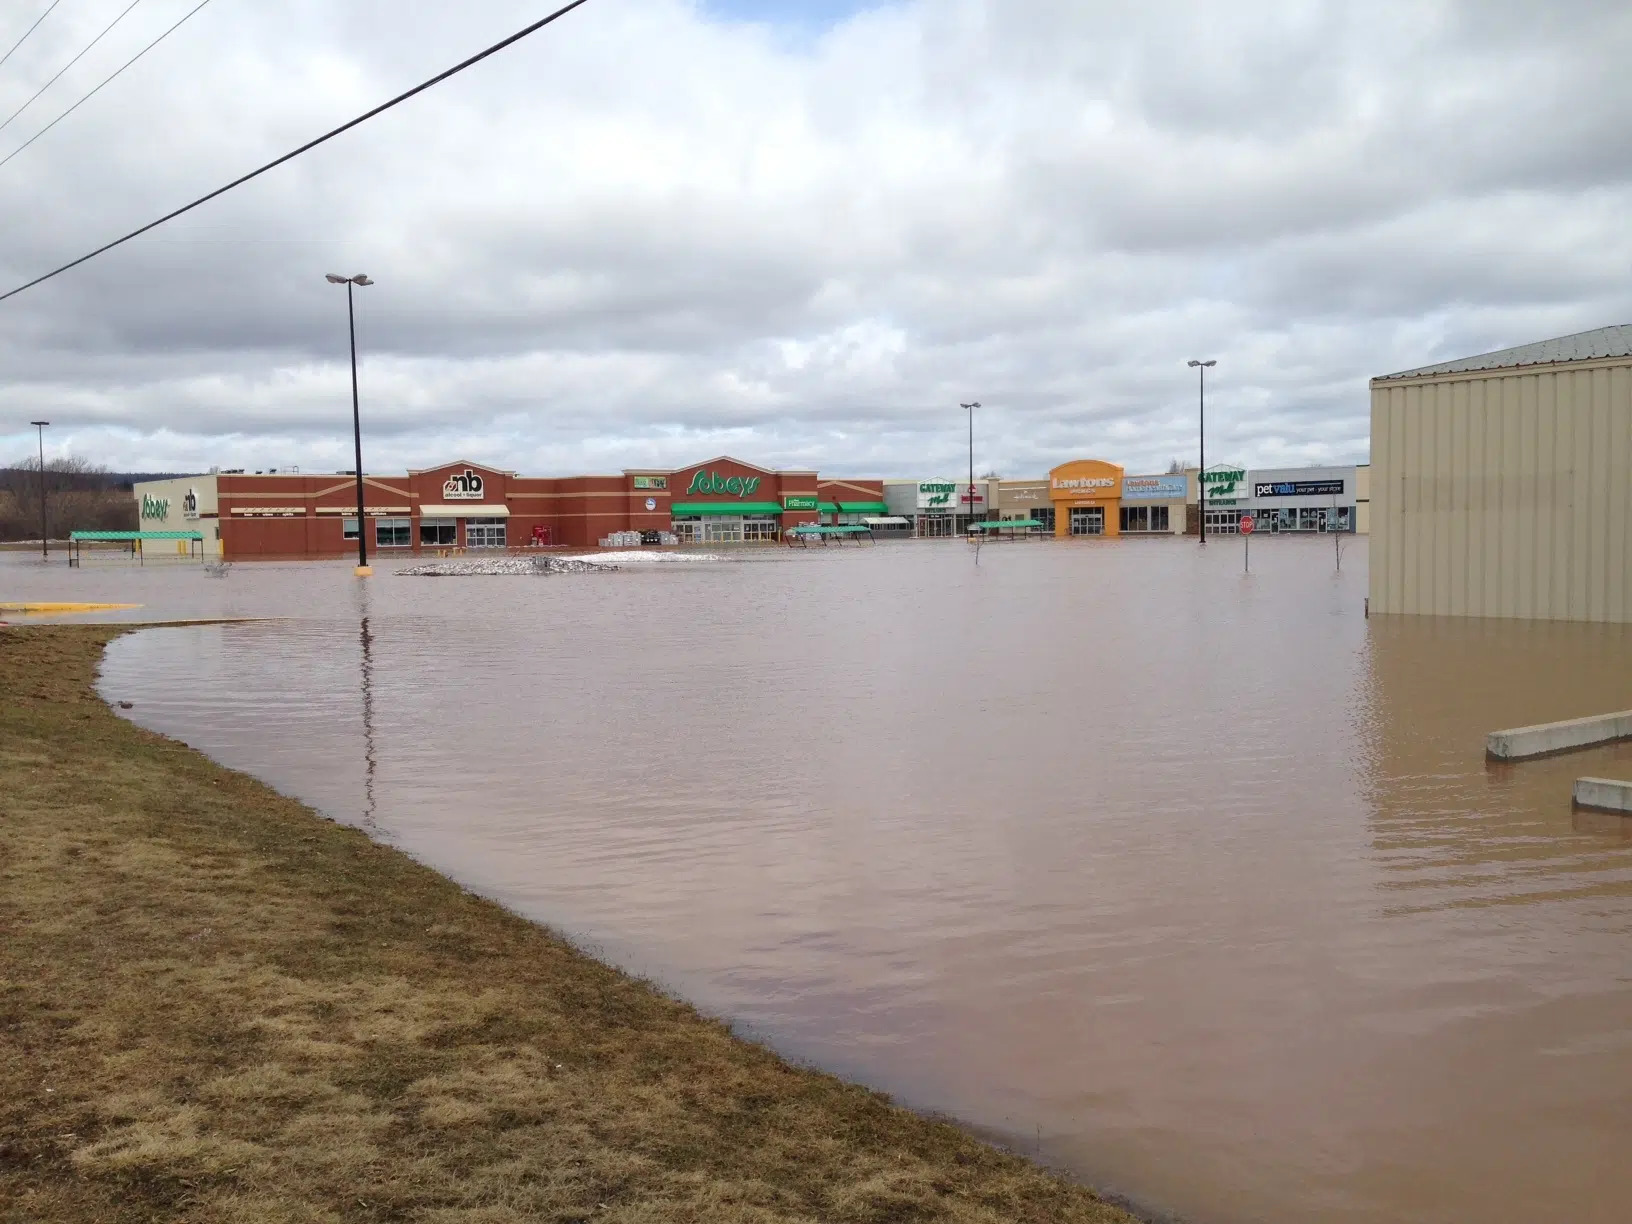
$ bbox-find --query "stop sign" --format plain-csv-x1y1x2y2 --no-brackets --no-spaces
1240,515,1256,534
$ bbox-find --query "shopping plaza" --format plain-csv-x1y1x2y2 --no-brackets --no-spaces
131,455,1369,559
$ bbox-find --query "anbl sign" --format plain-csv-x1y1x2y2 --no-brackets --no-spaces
685,470,762,497
443,469,486,500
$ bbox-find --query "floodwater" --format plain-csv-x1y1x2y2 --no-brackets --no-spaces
10,539,1632,1224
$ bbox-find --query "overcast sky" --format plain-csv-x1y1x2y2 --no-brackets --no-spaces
1,0,1630,478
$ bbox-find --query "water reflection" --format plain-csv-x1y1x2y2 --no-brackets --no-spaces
90,541,1632,1224
358,597,379,831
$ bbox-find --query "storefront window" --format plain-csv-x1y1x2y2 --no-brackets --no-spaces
375,518,411,547
703,518,743,544
1120,505,1171,532
672,518,703,544
466,518,507,549
420,518,457,547
1034,507,1056,532
342,517,359,540
743,516,780,542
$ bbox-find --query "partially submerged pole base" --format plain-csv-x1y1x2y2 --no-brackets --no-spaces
354,565,373,577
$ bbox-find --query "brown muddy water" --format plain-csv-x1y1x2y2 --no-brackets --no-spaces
11,540,1632,1223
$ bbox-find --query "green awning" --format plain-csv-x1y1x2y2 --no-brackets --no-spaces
817,502,839,513
71,530,204,541
669,502,785,517
970,520,1043,531
838,501,889,513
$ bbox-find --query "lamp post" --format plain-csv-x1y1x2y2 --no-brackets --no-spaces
327,273,374,575
960,401,980,534
1187,360,1215,544
29,420,47,559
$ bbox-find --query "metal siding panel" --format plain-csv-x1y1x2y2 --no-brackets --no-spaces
1568,369,1592,619
1609,367,1631,622
1485,377,1507,617
1397,385,1416,614
1429,384,1448,615
1396,385,1423,616
1497,377,1519,618
1515,375,1538,620
1447,381,1468,616
1368,387,1389,611
1588,367,1611,620
1534,372,1558,622
1388,387,1407,613
1463,377,1485,618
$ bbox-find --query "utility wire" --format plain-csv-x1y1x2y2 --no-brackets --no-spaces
0,0,594,305
0,0,146,139
0,0,67,74
0,0,215,172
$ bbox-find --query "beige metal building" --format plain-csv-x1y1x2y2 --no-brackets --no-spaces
1370,324,1632,622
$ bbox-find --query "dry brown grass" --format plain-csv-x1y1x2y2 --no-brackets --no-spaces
0,626,1141,1224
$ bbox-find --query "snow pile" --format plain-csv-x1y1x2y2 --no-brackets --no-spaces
398,552,731,577
397,556,607,577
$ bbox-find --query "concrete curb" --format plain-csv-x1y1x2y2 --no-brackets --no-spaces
1572,777,1632,815
1486,710,1632,761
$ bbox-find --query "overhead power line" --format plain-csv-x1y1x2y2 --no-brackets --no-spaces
0,0,146,139
0,0,67,74
0,0,216,173
0,0,594,306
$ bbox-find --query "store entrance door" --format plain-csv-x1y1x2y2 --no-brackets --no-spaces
918,515,954,538
1069,506,1105,536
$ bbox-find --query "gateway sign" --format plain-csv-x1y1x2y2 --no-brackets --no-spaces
1201,467,1248,502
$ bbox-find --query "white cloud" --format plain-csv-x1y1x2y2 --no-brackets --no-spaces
2,0,1630,478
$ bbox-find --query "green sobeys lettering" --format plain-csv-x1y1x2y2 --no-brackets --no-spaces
684,470,761,498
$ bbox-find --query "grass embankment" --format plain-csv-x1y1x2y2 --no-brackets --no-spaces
1,626,1140,1224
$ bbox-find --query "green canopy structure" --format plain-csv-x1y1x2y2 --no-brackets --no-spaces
668,502,785,516
68,530,206,567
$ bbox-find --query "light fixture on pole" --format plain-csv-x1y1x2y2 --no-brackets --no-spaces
29,420,48,560
1187,360,1216,544
960,402,980,534
327,274,375,575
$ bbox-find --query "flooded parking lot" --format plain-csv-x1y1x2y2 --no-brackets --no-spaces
10,539,1632,1223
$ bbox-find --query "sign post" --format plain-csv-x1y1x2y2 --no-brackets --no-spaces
1240,513,1255,572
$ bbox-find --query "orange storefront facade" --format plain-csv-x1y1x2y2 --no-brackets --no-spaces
187,455,824,560
1047,459,1124,538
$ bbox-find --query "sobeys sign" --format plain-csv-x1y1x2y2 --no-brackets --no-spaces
1201,467,1247,501
140,494,170,520
684,470,761,497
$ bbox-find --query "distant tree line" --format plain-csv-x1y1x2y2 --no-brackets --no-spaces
0,458,176,541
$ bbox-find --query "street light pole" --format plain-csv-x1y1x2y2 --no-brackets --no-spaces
327,274,374,575
1187,360,1216,544
960,401,980,534
30,420,48,559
